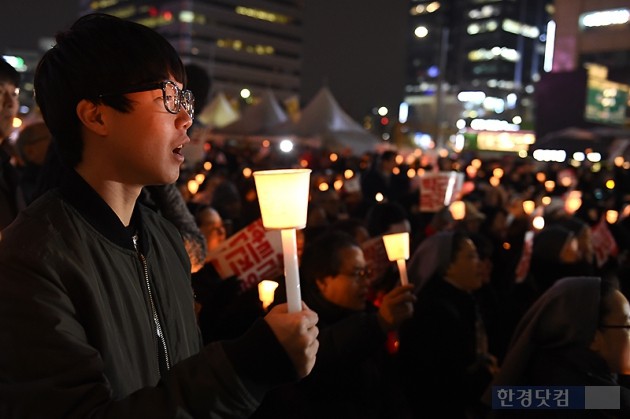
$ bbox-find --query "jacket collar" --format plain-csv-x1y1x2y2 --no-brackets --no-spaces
59,170,146,252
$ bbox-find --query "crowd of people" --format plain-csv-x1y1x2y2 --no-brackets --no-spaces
1,12,630,419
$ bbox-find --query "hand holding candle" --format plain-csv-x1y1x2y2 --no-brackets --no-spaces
382,232,410,286
254,169,311,313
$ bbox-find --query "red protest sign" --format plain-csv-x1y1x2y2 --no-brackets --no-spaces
420,171,464,212
207,219,284,290
361,236,390,283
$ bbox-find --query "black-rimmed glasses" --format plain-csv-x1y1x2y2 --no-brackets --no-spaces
99,80,195,120
339,267,373,281
599,324,630,330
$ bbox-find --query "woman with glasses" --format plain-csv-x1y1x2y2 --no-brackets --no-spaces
252,231,416,419
485,276,630,417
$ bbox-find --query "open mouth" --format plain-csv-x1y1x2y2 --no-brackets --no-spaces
173,145,183,155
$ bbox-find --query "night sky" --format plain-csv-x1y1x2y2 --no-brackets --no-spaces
1,1,406,122
1,1,79,50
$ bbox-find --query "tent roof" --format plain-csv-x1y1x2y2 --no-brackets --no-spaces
294,86,368,136
217,89,289,136
197,91,240,129
272,86,380,154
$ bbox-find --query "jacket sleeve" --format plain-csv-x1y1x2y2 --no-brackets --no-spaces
0,238,293,418
313,312,386,368
144,183,207,269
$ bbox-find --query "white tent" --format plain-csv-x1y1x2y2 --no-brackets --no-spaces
273,86,380,155
197,91,240,129
217,89,289,136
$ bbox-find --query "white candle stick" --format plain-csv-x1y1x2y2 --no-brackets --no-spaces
396,259,409,286
281,228,302,313
253,168,311,314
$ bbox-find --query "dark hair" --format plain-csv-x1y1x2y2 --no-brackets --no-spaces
380,150,397,163
365,201,408,237
0,59,20,86
332,218,367,241
34,13,186,167
193,204,216,227
185,63,211,112
469,232,493,260
531,225,573,263
447,231,472,270
300,231,358,287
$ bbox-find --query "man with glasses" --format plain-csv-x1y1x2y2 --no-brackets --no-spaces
253,231,415,418
0,13,318,418
0,58,20,231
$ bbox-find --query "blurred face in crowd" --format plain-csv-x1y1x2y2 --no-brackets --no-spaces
576,227,594,264
18,122,52,166
197,207,226,256
445,238,482,292
316,245,370,311
559,236,581,264
592,290,630,375
490,211,509,240
477,256,493,285
0,82,19,140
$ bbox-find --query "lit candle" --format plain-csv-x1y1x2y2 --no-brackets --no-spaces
564,190,582,215
449,200,466,221
382,232,410,286
258,280,279,311
606,210,619,224
522,200,535,215
253,169,311,313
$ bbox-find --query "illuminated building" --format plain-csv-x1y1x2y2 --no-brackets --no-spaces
533,0,630,152
553,0,630,83
80,0,303,102
403,0,552,147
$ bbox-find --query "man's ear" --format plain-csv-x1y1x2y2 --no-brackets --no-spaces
76,99,108,136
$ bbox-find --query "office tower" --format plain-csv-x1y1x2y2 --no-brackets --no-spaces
81,0,303,102
535,1,630,145
404,0,551,147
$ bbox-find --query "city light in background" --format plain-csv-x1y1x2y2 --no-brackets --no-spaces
2,1,630,164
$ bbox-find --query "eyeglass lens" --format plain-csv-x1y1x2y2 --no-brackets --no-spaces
164,82,194,119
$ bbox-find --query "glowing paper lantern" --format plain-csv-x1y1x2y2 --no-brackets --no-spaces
382,232,410,286
449,200,466,221
254,169,311,313
606,210,619,224
523,200,535,215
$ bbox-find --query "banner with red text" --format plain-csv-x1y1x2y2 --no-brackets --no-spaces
591,216,618,267
514,231,534,283
361,236,391,283
419,171,464,212
207,219,284,290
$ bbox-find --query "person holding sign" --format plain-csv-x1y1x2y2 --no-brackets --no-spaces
252,231,415,418
0,14,318,418
192,205,265,344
